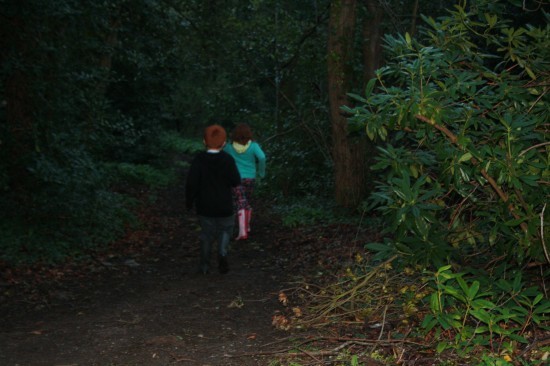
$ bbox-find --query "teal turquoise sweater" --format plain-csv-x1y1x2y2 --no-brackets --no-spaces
224,141,266,179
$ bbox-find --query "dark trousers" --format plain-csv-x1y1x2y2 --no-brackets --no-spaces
198,215,234,272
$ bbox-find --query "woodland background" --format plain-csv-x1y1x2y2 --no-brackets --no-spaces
1,0,549,364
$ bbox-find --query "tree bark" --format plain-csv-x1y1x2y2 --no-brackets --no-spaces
328,0,366,208
409,0,419,36
96,16,121,94
363,0,384,81
2,13,34,202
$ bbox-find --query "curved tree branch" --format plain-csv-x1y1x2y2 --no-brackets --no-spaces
415,114,529,233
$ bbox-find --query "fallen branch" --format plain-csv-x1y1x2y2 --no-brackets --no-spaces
298,255,398,327
541,203,549,265
226,335,429,359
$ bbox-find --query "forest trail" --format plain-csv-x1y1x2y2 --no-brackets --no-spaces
0,169,296,365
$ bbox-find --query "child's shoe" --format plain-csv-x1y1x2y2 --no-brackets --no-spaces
219,256,229,274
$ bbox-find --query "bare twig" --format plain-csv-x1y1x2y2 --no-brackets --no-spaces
519,141,550,156
298,256,398,326
527,86,548,113
377,305,389,341
298,347,326,363
227,336,428,360
541,203,549,264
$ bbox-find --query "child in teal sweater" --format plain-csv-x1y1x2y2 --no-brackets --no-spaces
224,123,266,240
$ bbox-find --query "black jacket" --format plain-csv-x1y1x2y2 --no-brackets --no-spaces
185,151,241,217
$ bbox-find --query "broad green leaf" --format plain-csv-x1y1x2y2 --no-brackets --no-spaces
533,301,550,314
365,78,376,98
458,152,472,163
468,281,480,299
421,314,438,331
436,341,448,353
430,293,440,313
471,308,491,323
437,265,452,274
474,326,489,334
485,13,497,27
365,242,391,252
504,218,527,227
405,32,412,46
472,299,496,309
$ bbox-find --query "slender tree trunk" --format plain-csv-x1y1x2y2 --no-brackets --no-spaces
363,0,384,81
361,0,385,194
2,14,34,203
97,16,121,94
328,0,366,208
409,0,419,36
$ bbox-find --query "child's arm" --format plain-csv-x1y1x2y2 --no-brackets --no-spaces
228,155,241,187
254,143,266,178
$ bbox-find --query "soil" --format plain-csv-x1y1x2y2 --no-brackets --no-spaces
0,172,303,366
0,159,388,366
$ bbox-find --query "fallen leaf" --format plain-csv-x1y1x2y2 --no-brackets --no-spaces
272,314,290,330
278,291,288,306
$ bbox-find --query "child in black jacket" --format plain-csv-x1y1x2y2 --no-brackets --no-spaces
185,125,241,274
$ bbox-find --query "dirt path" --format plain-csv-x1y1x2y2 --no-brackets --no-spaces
0,174,294,365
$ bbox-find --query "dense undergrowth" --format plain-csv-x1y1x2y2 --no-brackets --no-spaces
0,133,201,265
269,198,549,365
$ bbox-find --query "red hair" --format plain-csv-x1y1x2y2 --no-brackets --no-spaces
204,125,227,149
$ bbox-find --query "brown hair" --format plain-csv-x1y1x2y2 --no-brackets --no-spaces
204,124,227,149
231,123,253,145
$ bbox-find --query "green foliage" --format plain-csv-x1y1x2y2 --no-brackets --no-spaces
0,1,199,265
421,265,550,359
274,196,338,228
347,1,549,266
0,190,133,264
265,131,333,199
156,133,204,155
106,163,176,189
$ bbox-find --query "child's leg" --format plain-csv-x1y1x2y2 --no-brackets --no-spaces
241,179,255,210
217,215,234,273
233,185,249,240
233,185,247,210
198,216,216,273
242,179,255,232
217,215,234,257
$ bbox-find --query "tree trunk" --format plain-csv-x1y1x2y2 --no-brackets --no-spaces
2,14,35,203
361,0,385,195
328,0,366,208
409,0,419,36
363,0,384,81
97,16,121,94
